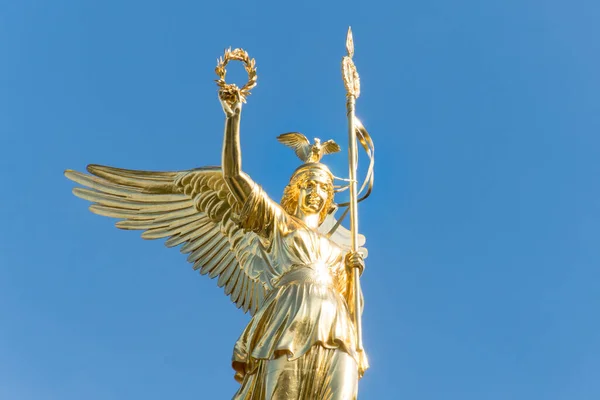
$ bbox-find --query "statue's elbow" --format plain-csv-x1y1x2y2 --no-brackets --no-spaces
222,172,237,192
222,172,252,204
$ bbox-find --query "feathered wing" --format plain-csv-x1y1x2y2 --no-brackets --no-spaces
65,165,275,315
276,132,310,162
318,212,368,258
322,140,342,156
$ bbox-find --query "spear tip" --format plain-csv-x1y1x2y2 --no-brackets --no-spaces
346,27,354,58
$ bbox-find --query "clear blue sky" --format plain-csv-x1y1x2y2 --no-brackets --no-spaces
1,0,599,399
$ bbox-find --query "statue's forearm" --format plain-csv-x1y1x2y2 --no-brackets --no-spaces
344,253,365,320
222,110,253,204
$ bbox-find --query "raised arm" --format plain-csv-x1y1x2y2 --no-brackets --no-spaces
219,92,254,204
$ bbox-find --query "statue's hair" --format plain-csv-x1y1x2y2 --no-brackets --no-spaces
280,168,334,224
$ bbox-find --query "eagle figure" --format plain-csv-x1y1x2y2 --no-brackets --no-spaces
277,132,341,163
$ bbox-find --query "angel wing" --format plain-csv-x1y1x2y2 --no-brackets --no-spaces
322,140,342,156
65,165,275,315
276,132,310,162
318,212,368,258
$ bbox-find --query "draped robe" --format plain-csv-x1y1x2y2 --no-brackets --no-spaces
231,185,361,400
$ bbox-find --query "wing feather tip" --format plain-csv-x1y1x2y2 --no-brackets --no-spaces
87,164,104,174
65,170,88,186
72,187,92,200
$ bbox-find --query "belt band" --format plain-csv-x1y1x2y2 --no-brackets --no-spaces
276,265,333,287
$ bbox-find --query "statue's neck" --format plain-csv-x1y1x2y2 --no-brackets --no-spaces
296,210,320,229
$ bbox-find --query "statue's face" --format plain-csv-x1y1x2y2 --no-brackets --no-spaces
297,177,330,216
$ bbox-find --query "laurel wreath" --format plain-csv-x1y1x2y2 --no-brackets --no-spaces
215,48,257,104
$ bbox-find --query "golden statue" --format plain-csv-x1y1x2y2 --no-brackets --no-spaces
65,28,374,400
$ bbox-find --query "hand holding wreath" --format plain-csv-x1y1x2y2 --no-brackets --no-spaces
215,47,257,117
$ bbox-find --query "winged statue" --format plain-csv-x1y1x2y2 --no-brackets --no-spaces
66,44,371,400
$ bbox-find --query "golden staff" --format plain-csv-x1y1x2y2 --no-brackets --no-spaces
342,27,366,368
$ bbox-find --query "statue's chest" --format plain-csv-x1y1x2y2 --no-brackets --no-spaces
277,227,343,268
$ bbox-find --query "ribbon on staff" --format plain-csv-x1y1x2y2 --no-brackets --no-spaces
327,116,374,237
335,116,375,206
